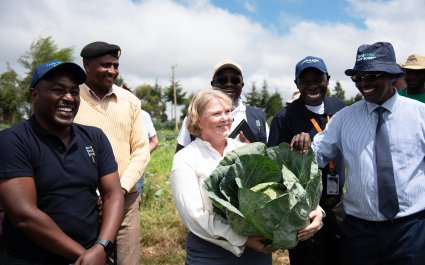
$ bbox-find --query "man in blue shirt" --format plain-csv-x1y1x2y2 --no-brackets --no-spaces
291,42,425,265
268,56,345,265
0,60,124,265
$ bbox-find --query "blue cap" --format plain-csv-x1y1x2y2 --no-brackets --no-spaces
295,56,328,79
30,60,86,88
345,42,404,76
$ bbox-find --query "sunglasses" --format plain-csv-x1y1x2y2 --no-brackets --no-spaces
215,76,242,85
350,73,385,83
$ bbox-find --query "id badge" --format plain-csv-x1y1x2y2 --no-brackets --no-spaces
326,174,339,195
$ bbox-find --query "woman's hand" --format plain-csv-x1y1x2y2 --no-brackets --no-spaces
245,236,274,254
297,208,324,241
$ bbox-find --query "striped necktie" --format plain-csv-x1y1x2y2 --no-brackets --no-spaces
375,106,399,219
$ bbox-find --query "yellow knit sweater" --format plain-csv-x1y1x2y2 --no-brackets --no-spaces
74,84,150,193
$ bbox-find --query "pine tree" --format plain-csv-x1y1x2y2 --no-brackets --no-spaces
244,81,262,107
265,91,283,120
259,79,270,109
332,81,345,100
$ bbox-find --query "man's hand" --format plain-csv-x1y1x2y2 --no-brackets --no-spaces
245,236,274,254
238,131,251,144
290,132,311,154
74,244,106,265
297,208,324,241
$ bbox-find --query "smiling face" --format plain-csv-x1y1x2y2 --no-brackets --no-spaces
352,72,395,105
211,68,244,105
198,97,233,142
31,72,80,132
295,68,329,106
83,54,119,97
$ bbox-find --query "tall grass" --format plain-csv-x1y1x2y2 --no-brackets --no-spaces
139,129,289,265
140,130,186,264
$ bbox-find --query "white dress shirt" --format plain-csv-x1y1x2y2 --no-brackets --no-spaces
170,138,248,256
312,92,425,221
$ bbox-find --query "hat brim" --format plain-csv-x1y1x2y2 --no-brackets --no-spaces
45,63,87,85
402,65,425,70
345,63,405,76
213,64,242,77
213,63,242,78
296,66,327,79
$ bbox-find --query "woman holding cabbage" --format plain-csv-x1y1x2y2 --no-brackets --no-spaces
170,89,324,264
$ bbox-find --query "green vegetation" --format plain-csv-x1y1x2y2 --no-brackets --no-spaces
139,130,290,264
139,130,186,264
204,142,321,249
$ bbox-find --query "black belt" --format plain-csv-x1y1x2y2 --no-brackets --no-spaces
346,209,425,227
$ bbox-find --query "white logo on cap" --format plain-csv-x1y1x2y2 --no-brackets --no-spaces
302,58,320,65
46,61,60,67
357,52,376,62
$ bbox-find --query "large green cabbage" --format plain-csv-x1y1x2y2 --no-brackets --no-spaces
203,142,322,249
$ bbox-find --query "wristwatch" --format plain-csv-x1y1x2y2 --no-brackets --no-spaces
95,239,114,256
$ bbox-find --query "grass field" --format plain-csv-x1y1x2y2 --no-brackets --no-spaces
139,129,290,265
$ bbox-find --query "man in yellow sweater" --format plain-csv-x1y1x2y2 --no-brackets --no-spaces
74,41,150,265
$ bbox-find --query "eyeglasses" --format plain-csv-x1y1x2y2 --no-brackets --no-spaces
350,73,385,83
215,76,242,85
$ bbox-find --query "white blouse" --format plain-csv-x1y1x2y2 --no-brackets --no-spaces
170,137,247,256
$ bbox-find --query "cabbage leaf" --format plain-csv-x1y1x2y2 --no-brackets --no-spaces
203,142,322,249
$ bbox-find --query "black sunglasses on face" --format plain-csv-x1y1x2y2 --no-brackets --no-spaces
350,73,385,83
215,76,242,85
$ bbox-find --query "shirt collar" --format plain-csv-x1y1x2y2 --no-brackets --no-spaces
305,102,325,115
85,83,117,101
234,100,246,113
366,88,398,114
29,115,77,143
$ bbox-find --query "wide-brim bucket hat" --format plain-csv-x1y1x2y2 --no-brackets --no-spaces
345,42,404,76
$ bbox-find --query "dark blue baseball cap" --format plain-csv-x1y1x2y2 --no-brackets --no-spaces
30,60,87,88
295,56,328,79
345,42,405,76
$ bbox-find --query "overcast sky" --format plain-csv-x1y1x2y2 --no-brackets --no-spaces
1,0,424,101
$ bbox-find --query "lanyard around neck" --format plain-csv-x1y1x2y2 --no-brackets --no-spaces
310,116,335,171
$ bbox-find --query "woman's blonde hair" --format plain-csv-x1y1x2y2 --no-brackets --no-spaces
186,89,233,137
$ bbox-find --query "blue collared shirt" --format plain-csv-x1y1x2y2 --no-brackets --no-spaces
312,92,425,221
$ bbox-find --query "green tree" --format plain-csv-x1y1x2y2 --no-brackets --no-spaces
345,93,363,105
0,65,24,124
18,36,75,117
244,81,262,107
19,36,75,89
332,81,345,101
259,79,270,108
265,91,283,120
134,81,167,121
164,80,186,119
180,92,194,120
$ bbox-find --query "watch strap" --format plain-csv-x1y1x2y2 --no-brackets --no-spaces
95,239,114,256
